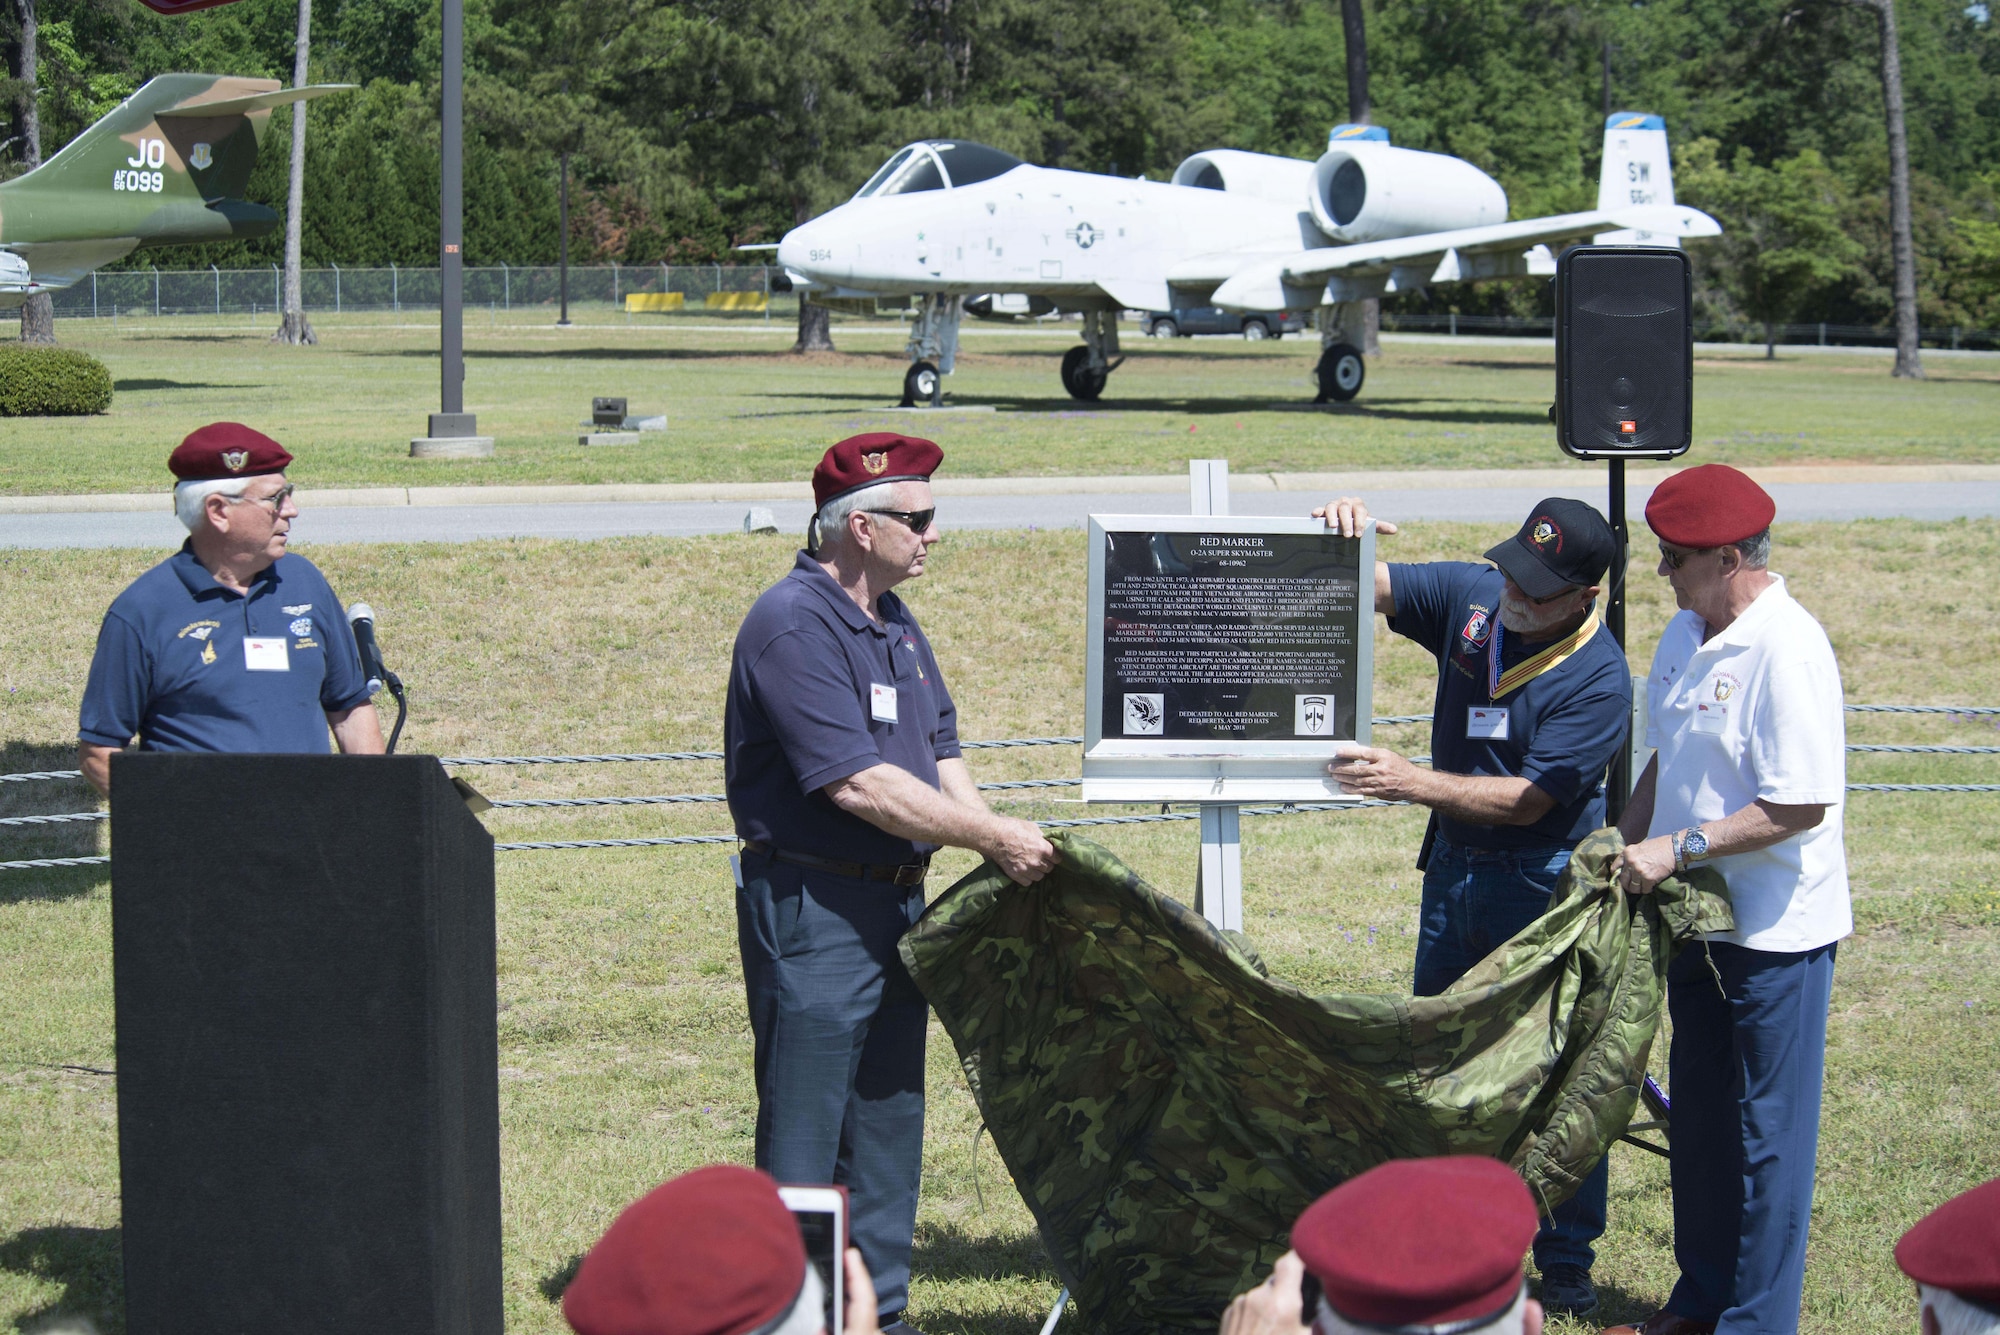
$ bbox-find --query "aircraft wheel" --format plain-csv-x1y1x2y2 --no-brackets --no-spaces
1149,318,1179,339
1242,319,1270,341
1314,343,1365,402
1060,345,1107,401
901,361,941,407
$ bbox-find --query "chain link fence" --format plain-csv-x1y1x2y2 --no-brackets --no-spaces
1381,310,2000,351
46,263,782,319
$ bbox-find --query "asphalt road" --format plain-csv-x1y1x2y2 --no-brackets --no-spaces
5,479,1997,550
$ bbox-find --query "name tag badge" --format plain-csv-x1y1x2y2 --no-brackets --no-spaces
1467,706,1510,740
1692,702,1729,735
870,682,899,723
243,636,291,671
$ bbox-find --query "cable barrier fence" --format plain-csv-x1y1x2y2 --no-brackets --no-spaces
1379,311,2000,351
46,263,784,321
5,706,1999,872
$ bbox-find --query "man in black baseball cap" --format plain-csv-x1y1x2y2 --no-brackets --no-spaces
1312,492,1630,1322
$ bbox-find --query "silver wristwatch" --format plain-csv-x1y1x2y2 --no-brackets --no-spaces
1675,826,1710,872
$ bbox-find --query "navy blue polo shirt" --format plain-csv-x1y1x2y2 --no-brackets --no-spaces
725,551,962,865
79,543,372,755
1387,561,1631,850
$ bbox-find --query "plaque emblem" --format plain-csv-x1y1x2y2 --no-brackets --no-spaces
1295,694,1333,736
220,450,249,471
1123,693,1164,736
861,451,889,475
191,142,213,170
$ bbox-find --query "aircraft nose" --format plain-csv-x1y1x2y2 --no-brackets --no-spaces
777,212,851,279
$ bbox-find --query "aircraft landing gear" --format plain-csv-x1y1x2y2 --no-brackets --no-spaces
1060,346,1106,400
900,293,960,407
1314,344,1365,403
902,361,943,407
1063,308,1124,401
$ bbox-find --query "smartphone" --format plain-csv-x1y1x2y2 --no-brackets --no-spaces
777,1184,847,1335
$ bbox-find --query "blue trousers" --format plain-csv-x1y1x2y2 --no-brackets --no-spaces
1664,940,1836,1335
1415,837,1610,1272
737,850,929,1319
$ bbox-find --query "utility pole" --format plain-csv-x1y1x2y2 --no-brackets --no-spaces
14,0,53,343
411,0,490,454
558,150,572,327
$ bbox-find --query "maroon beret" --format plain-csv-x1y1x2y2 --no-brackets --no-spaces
1896,1177,2000,1305
812,432,943,509
1645,464,1775,548
168,423,294,482
1291,1157,1536,1327
563,1165,806,1335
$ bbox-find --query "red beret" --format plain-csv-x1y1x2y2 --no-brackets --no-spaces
1896,1177,2000,1305
1291,1157,1536,1327
1645,464,1775,548
563,1165,806,1335
812,432,943,509
168,423,294,482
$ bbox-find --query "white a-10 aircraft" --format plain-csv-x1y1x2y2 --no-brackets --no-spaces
768,114,1718,406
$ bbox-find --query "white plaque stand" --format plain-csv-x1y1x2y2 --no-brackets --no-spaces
1188,459,1244,933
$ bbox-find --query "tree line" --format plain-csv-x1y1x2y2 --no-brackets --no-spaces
3,0,1997,336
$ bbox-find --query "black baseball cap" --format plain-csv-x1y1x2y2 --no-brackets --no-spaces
1483,498,1616,599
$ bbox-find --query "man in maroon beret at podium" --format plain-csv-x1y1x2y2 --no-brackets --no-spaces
1895,1177,2000,1335
77,423,382,794
1607,464,1848,1335
725,432,1057,1333
1220,1156,1545,1335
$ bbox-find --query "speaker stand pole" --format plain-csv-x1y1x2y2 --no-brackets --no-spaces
1606,457,1631,824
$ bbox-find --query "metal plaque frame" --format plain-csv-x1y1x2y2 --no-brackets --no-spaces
1083,513,1375,803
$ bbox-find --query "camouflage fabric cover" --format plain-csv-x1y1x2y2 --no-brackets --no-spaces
898,827,1732,1333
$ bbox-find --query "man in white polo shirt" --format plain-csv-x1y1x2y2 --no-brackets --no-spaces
1602,464,1847,1335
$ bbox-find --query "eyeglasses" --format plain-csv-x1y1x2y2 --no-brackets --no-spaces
865,508,936,533
227,483,296,514
1502,575,1581,606
1658,542,1709,570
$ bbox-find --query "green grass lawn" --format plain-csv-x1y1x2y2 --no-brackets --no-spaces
2,519,1998,1334
1,312,1996,496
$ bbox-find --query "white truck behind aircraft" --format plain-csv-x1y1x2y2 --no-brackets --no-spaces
765,113,1715,406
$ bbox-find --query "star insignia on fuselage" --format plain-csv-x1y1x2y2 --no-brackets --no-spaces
1066,222,1104,250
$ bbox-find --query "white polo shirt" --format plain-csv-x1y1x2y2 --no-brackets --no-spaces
1645,575,1850,952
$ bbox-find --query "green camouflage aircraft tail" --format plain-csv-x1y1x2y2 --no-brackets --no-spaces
0,73,352,301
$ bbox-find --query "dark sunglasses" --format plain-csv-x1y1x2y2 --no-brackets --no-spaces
1658,541,1711,570
865,508,936,533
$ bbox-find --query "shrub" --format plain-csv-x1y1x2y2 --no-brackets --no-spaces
0,344,113,416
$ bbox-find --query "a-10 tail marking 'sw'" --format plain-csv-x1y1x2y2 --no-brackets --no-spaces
0,73,352,307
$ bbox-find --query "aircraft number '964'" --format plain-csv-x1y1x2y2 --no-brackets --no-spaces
114,138,169,192
809,249,834,262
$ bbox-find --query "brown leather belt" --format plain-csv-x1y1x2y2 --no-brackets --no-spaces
741,840,930,887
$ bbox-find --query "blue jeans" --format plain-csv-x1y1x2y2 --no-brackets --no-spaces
737,849,929,1319
1415,836,1609,1272
1664,941,1836,1335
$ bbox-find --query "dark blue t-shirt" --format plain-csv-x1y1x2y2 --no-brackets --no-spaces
725,552,962,864
79,544,373,754
1387,561,1631,850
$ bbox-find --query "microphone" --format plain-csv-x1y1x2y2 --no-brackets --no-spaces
348,603,389,695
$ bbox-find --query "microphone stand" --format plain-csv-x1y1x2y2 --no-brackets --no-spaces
381,667,408,756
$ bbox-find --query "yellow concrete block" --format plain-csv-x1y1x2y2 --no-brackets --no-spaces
624,292,686,312
705,291,770,311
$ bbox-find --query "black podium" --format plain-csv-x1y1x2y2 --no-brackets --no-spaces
110,754,502,1335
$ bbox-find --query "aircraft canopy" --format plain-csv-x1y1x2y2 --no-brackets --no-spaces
855,141,1025,198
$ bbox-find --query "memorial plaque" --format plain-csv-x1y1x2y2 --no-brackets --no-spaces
1084,515,1374,803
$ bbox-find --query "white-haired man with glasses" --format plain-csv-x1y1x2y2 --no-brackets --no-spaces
724,431,1055,1335
1604,463,1848,1335
77,423,381,794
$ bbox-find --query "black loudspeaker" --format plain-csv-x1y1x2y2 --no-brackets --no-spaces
1555,245,1693,460
110,753,501,1335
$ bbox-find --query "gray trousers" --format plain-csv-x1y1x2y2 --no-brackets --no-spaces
737,848,928,1318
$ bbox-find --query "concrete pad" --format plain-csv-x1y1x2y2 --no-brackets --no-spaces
409,436,495,459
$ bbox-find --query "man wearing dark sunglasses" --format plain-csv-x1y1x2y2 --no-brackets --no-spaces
1313,492,1628,1321
725,432,1056,1335
1601,464,1847,1335
77,423,383,795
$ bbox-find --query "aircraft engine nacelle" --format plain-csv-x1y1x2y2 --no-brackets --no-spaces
1171,149,1316,206
1307,145,1508,243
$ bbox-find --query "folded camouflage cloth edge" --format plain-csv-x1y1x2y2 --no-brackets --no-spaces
899,827,1732,1333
